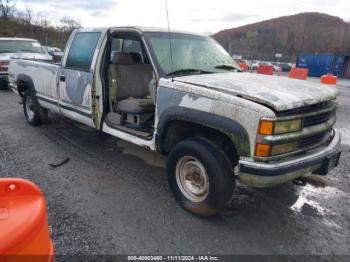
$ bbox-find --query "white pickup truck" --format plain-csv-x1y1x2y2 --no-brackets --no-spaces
8,27,342,216
0,38,52,90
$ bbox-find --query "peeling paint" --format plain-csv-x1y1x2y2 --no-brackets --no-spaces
9,60,60,99
156,84,269,156
157,78,276,156
61,69,93,107
175,73,338,111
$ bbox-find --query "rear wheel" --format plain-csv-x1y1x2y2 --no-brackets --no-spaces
23,91,42,126
167,137,235,217
0,79,8,90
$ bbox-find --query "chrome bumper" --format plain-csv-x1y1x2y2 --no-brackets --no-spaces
238,129,342,188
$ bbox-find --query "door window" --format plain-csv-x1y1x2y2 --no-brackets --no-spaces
66,32,101,71
110,37,147,64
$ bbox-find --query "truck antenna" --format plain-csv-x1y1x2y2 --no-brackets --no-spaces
165,0,175,82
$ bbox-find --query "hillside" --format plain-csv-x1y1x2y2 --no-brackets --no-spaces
213,12,350,62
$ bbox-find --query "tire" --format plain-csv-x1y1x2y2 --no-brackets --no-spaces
167,137,235,217
0,79,8,90
23,90,42,126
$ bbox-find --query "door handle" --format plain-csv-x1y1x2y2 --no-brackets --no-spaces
60,75,66,82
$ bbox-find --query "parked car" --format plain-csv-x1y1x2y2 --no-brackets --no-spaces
0,38,52,90
43,46,64,62
278,62,292,72
251,60,260,70
270,62,282,72
8,27,342,217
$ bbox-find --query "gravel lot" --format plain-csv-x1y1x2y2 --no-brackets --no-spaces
0,79,349,259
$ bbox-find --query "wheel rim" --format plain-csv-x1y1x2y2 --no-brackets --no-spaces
175,156,209,202
25,96,35,121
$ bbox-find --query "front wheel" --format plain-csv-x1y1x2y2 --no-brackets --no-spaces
167,138,235,217
23,91,42,126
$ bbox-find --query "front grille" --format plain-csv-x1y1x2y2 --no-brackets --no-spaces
304,110,335,127
299,105,335,150
258,102,337,161
299,133,328,148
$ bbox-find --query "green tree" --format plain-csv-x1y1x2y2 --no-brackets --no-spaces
246,30,258,60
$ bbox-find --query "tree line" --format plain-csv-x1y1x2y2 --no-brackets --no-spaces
0,0,81,49
213,12,350,62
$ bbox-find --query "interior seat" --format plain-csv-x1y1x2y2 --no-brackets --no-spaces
117,98,154,114
109,52,154,114
129,52,143,63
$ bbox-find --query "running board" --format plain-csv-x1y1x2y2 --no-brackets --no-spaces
115,125,152,139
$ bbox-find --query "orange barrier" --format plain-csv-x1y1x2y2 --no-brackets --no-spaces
321,73,337,85
0,179,54,262
257,65,274,75
288,68,309,80
239,63,247,72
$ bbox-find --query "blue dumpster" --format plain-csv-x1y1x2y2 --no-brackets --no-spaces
296,54,345,77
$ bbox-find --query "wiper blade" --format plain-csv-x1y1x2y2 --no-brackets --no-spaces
0,51,13,53
166,68,212,76
20,50,40,53
215,65,240,71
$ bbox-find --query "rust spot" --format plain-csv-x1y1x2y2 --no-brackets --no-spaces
305,175,328,188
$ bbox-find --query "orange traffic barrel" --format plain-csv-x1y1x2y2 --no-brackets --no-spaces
257,65,274,75
321,73,337,85
288,68,309,80
0,179,54,261
239,63,247,72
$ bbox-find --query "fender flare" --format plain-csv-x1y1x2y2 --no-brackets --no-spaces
156,106,251,157
16,74,35,97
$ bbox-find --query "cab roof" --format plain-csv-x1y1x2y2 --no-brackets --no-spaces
76,26,203,36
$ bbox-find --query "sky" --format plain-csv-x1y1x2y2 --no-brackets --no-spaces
17,0,350,35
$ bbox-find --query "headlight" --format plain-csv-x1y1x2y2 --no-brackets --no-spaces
258,119,302,135
255,118,303,158
274,119,302,134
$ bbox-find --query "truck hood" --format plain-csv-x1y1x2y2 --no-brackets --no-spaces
0,52,52,62
175,73,338,111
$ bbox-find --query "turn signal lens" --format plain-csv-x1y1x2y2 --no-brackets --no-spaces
258,120,274,135
255,144,271,157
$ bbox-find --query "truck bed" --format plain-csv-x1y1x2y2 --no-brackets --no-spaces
8,59,60,99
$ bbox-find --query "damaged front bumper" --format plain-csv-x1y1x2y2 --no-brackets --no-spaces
238,129,342,188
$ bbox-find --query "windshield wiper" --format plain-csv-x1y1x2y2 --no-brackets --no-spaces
166,68,212,77
215,65,240,71
0,51,13,53
20,50,39,53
